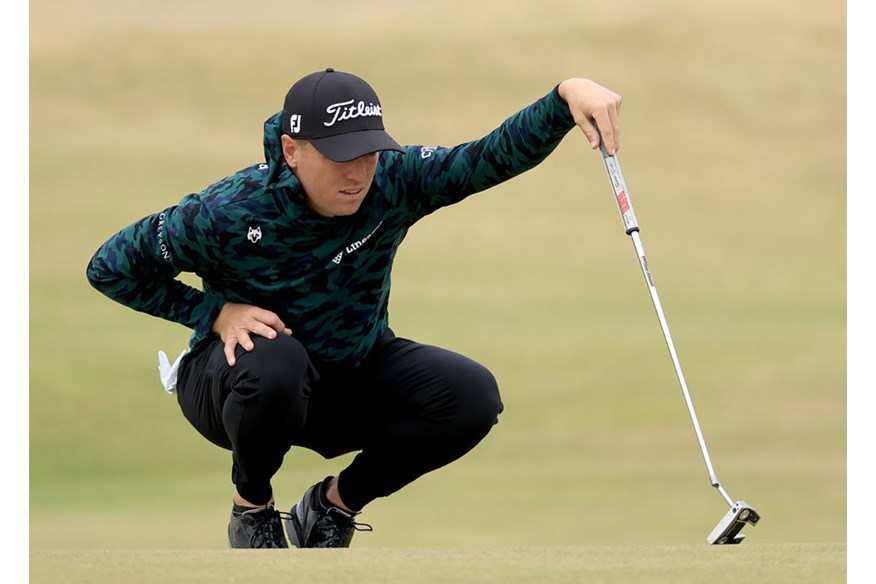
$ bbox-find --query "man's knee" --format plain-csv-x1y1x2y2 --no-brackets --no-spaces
439,358,503,434
222,335,316,445
463,362,504,427
230,335,314,404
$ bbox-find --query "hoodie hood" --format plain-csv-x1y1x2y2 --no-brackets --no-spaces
262,111,299,192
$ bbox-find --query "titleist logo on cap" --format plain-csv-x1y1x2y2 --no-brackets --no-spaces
324,99,383,127
281,68,404,162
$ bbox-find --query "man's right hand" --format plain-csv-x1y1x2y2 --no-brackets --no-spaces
211,302,293,366
557,78,622,156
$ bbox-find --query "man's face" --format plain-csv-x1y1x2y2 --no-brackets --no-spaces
282,135,379,217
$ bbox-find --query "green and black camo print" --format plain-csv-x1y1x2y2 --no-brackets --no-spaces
87,87,576,365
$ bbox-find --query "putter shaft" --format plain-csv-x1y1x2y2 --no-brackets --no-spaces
597,142,733,507
594,137,760,543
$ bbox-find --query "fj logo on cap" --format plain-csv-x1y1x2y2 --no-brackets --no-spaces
324,99,382,128
288,114,302,134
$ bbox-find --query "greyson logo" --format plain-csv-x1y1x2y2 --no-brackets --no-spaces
324,99,382,127
157,212,171,260
247,226,262,243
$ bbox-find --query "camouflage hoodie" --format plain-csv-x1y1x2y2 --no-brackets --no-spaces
86,86,576,365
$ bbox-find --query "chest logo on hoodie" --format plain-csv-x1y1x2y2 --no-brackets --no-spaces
330,221,384,264
247,226,263,244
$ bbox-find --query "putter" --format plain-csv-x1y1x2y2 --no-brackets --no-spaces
595,136,760,544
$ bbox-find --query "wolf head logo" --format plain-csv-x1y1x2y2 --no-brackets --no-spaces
247,226,262,244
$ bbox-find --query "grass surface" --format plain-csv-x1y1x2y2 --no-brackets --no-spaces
30,0,845,580
31,544,846,584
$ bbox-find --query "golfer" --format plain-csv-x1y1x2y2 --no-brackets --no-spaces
86,68,621,548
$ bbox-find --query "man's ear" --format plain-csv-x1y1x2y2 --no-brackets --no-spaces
281,134,298,170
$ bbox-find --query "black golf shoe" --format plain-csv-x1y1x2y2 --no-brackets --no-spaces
227,505,289,549
285,477,372,548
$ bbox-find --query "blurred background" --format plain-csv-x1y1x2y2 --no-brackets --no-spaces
30,0,845,548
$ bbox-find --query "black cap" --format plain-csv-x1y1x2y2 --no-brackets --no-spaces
281,68,404,162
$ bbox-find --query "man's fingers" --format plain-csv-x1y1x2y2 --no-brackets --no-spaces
252,323,293,339
591,102,621,155
224,337,239,367
252,321,281,341
213,302,294,366
225,331,256,367
595,115,617,155
559,78,623,155
238,330,254,352
260,311,288,335
582,114,620,155
602,93,623,154
575,107,620,155
575,114,600,150
605,105,622,154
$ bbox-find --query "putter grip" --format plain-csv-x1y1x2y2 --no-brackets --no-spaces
596,132,639,235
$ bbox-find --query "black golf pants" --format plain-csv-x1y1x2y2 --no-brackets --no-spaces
175,329,503,510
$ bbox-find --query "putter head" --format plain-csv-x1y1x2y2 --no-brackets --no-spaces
707,501,760,545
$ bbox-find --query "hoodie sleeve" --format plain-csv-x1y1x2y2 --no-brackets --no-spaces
85,194,227,338
384,86,576,222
